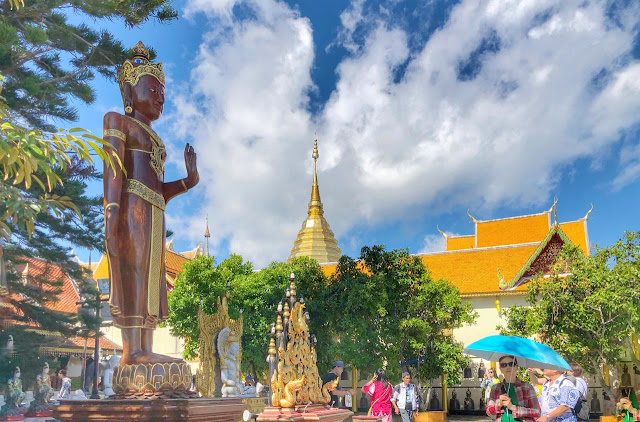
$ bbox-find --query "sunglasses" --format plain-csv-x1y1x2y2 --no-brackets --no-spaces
500,362,516,368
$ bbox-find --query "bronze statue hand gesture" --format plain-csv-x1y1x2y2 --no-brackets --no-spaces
184,143,199,188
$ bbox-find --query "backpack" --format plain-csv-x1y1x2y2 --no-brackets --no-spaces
561,376,590,421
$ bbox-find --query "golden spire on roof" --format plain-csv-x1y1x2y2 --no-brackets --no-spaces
204,214,210,257
288,137,341,264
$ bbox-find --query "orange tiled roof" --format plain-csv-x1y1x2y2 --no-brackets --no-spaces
419,244,536,294
559,221,589,254
13,257,80,314
166,250,190,276
66,335,122,351
93,250,191,282
321,206,591,295
476,213,551,248
446,235,475,251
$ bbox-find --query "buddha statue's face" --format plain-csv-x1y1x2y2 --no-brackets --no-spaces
130,75,165,121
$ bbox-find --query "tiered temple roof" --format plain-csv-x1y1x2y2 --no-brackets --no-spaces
1,257,123,356
92,243,194,290
321,203,592,297
288,139,341,264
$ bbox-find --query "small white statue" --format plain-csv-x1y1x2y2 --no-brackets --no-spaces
103,352,120,397
42,362,51,388
218,327,243,397
72,389,88,400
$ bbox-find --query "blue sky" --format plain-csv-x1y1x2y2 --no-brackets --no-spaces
70,0,640,267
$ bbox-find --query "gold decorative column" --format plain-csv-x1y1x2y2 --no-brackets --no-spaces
351,367,358,412
441,374,448,414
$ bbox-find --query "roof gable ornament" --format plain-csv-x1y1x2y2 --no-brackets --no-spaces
467,210,477,224
581,204,594,221
497,268,506,289
437,225,448,239
548,198,558,226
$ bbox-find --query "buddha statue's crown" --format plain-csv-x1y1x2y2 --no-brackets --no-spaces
117,41,164,106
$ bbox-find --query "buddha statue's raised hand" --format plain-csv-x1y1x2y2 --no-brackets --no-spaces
183,143,199,189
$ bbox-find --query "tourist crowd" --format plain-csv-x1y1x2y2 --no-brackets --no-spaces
324,357,639,422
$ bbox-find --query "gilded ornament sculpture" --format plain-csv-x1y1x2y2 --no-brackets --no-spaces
196,291,244,397
267,273,339,408
103,41,199,366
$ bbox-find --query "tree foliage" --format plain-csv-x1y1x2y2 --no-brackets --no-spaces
501,233,640,397
327,245,476,384
0,0,177,130
0,0,179,389
166,255,327,382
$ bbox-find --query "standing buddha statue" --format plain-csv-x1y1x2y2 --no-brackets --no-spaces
103,41,199,366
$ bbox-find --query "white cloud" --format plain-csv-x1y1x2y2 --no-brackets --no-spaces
328,0,367,53
168,0,640,267
417,234,446,254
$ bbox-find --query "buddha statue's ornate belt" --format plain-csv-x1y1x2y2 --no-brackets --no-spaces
124,179,165,211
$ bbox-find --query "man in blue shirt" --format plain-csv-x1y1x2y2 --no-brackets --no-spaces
537,369,580,422
392,372,420,422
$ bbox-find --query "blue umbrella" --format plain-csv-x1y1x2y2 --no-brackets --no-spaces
464,335,571,371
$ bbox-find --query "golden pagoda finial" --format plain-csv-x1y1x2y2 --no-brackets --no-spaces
437,225,448,239
581,203,594,221
287,136,341,264
467,209,477,224
311,137,320,205
204,214,211,257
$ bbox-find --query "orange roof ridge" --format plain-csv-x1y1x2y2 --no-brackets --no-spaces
415,241,541,257
473,209,551,224
447,234,474,239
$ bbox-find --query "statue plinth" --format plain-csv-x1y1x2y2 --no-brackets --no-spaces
53,397,245,422
111,362,195,398
24,410,52,418
0,415,24,422
257,404,352,422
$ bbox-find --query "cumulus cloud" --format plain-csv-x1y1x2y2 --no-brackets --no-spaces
168,0,640,267
417,234,446,254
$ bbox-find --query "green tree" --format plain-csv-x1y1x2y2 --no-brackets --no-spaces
327,245,476,385
0,158,104,388
166,255,253,360
501,233,640,398
0,0,179,388
165,254,328,383
0,0,177,130
234,256,328,380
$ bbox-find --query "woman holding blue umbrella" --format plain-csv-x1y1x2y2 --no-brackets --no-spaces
486,356,541,422
465,335,573,422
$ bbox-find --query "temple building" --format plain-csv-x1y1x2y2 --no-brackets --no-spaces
318,201,598,411
0,257,123,379
288,139,342,264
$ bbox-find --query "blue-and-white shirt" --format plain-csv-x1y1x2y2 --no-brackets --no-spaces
392,383,420,411
539,375,580,422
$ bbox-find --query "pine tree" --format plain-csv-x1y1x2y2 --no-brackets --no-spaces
0,158,104,387
0,0,177,130
0,0,177,387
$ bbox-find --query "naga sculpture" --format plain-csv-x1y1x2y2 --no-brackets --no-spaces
268,273,338,408
196,291,244,397
103,41,199,366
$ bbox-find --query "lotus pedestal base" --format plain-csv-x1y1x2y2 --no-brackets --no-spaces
53,397,245,421
257,404,352,422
